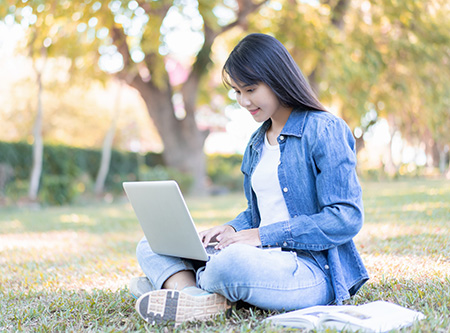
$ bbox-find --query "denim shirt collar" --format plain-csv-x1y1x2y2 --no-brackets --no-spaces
248,110,309,149
280,110,308,138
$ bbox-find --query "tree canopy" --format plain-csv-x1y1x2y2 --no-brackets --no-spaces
2,0,449,190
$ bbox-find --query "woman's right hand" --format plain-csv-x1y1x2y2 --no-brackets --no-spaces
199,225,236,248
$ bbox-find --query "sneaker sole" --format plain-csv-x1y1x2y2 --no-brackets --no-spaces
135,289,232,326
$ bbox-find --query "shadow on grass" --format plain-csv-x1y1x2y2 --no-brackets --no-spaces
0,202,140,234
0,193,246,234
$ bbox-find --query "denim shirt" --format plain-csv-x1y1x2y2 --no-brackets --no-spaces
227,109,369,304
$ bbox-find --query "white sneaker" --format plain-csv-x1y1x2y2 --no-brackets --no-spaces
129,276,154,299
135,287,232,326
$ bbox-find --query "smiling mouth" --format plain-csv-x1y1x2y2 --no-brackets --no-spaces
249,108,260,115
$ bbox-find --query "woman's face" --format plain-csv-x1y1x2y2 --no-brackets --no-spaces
231,80,291,123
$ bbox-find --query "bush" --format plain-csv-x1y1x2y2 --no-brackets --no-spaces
4,179,29,202
0,141,33,180
0,140,245,205
138,165,193,193
0,141,142,205
39,175,81,206
0,163,14,195
207,154,243,192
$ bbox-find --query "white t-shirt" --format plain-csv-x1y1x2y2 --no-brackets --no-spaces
251,133,290,227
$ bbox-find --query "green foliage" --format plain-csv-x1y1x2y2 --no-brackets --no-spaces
39,175,81,206
207,153,243,192
138,165,193,193
243,0,450,151
137,153,244,193
0,141,139,205
0,141,244,205
0,141,33,180
42,145,82,178
143,152,165,167
359,163,443,182
3,180,29,202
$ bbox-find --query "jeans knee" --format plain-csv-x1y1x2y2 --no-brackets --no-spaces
136,237,151,264
210,244,249,269
200,244,252,287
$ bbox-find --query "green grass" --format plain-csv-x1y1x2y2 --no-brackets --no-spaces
1,179,449,332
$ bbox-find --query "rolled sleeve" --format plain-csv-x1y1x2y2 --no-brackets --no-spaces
226,208,253,232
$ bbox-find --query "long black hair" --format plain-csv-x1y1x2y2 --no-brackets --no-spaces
222,33,326,112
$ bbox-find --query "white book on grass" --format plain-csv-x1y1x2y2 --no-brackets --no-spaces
263,301,425,332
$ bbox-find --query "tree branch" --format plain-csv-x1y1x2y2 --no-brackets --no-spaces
221,0,266,34
308,0,350,92
135,0,172,17
330,0,349,30
111,1,172,88
110,25,132,72
182,0,267,116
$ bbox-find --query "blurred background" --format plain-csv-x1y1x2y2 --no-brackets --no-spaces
1,0,449,206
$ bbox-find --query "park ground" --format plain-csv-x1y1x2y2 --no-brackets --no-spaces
0,178,449,332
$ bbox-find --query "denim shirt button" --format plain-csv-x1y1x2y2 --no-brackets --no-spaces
324,265,330,270
279,135,285,141
283,242,287,247
283,187,288,193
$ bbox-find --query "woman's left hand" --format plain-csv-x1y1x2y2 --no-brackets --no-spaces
216,228,261,250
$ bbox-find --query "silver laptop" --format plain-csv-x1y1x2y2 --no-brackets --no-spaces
123,180,216,261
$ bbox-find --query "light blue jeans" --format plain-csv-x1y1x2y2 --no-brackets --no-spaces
136,237,335,311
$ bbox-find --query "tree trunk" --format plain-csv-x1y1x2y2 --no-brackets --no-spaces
384,115,399,177
424,129,440,169
439,144,449,176
355,135,365,156
445,144,450,179
384,130,398,177
28,70,44,201
131,77,209,194
95,81,123,195
308,0,350,91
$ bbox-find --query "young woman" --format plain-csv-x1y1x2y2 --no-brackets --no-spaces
131,33,369,326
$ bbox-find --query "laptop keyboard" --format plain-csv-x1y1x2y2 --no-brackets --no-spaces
205,245,221,255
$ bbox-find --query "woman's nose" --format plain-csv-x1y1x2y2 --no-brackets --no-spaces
239,94,251,107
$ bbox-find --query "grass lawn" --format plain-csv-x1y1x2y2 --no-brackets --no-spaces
1,179,449,332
